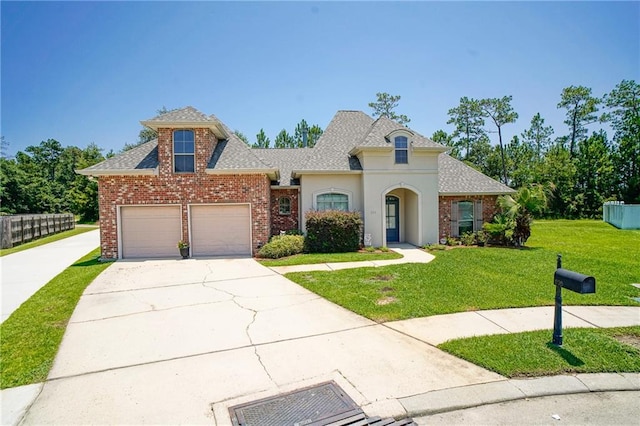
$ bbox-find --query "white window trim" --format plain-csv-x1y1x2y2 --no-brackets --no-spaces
279,196,292,215
173,129,195,173
312,188,353,211
394,136,409,164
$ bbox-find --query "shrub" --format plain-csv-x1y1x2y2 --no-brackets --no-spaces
460,232,476,246
304,210,363,253
446,236,459,246
258,235,304,259
483,213,515,246
424,243,446,251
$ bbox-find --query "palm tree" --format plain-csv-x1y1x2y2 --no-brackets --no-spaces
498,185,549,246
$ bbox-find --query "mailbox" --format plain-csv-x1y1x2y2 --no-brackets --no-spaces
554,268,596,294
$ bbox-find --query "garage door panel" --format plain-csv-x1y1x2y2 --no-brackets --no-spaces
121,206,181,258
191,205,251,256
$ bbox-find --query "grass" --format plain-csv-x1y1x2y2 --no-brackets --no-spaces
257,250,402,266
438,326,640,377
0,226,98,257
0,249,112,389
285,220,640,322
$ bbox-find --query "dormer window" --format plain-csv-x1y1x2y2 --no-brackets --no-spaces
174,130,195,173
394,136,408,164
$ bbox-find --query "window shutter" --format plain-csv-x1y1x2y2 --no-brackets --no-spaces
474,200,483,232
451,201,459,237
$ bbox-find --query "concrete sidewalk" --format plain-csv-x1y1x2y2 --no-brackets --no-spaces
268,243,435,274
0,229,100,322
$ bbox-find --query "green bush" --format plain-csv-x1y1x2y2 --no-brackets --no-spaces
304,210,363,253
258,235,304,259
460,232,476,246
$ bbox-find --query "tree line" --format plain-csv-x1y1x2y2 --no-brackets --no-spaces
381,80,637,219
1,81,637,221
0,138,104,221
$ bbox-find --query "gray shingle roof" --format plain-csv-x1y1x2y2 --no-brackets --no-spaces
78,108,513,195
143,106,214,123
297,111,373,171
77,140,158,175
438,154,515,194
253,148,312,185
358,116,445,150
207,120,275,173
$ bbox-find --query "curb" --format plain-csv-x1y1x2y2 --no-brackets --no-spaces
398,373,640,417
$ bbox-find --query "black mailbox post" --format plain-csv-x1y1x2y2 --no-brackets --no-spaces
553,255,596,346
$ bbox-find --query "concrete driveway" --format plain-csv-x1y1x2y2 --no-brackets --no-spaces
22,257,502,425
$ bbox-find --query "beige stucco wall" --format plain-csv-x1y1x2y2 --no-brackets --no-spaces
359,149,440,246
298,174,363,232
298,149,441,247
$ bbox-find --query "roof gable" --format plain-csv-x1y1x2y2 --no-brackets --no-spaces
140,106,227,139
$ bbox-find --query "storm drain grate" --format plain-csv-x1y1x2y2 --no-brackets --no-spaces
229,381,361,426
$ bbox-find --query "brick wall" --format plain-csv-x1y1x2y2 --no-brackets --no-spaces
97,127,271,259
438,195,499,239
270,188,300,236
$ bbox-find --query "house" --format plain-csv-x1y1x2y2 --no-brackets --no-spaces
78,106,514,259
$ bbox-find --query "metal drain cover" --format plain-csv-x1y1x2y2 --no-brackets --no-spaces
229,381,361,426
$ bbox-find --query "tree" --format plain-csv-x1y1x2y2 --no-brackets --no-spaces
368,92,410,125
307,124,323,148
0,136,9,159
431,129,459,159
574,130,616,217
521,113,554,159
274,129,294,148
234,130,250,145
497,184,548,246
557,85,600,158
539,141,577,217
506,135,536,188
25,138,64,181
446,97,485,160
603,79,640,203
479,96,519,185
124,106,175,151
294,119,309,147
253,128,271,148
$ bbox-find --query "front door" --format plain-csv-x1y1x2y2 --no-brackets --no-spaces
385,196,399,243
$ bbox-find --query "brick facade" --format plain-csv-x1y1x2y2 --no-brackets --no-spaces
97,127,271,259
269,188,300,236
438,195,499,239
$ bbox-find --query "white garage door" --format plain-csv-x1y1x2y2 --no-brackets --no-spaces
190,204,251,257
120,206,181,258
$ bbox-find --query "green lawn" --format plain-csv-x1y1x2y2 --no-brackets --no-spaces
258,250,402,266
0,226,98,257
0,249,112,389
439,326,640,377
285,220,640,322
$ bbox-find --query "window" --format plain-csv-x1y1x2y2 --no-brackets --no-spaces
174,130,195,173
394,136,408,164
316,193,348,211
279,197,291,215
458,201,474,235
451,200,483,237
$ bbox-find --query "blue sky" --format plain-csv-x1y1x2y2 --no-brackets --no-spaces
1,1,638,157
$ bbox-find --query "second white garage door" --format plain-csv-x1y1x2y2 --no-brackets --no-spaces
190,204,252,256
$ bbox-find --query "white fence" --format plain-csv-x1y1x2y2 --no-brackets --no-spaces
603,202,640,230
0,213,75,249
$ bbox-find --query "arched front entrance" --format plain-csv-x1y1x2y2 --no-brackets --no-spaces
385,195,400,243
382,186,421,246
